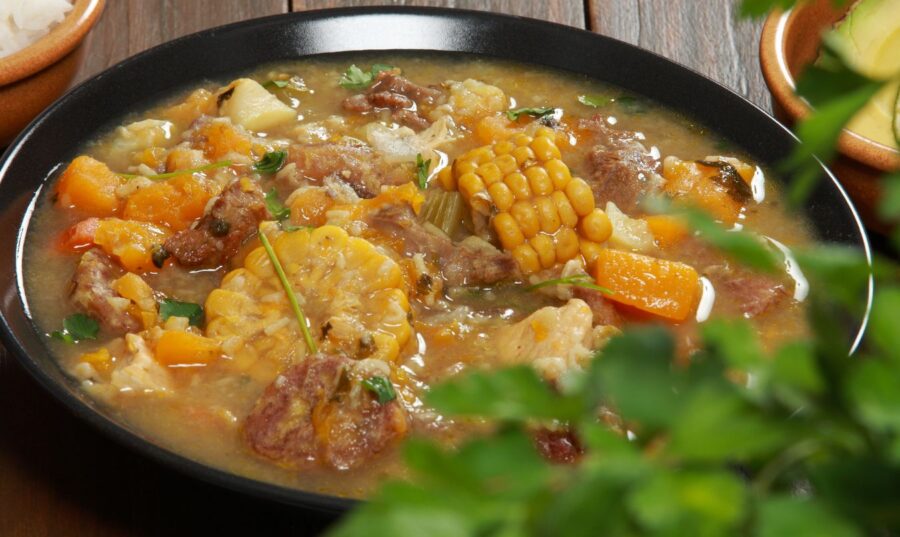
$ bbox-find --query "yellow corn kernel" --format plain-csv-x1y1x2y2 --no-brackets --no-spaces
488,182,515,212
512,243,541,273
512,133,533,147
458,172,486,200
535,126,556,138
511,145,536,166
494,140,515,155
545,159,571,189
493,212,525,250
466,146,495,164
524,166,553,196
454,158,478,176
565,177,595,216
580,238,604,269
530,234,556,269
81,347,111,365
551,191,579,228
534,196,561,234
476,162,503,186
495,154,518,174
531,135,561,161
580,208,613,243
439,166,455,191
504,172,531,201
555,227,580,261
510,201,540,238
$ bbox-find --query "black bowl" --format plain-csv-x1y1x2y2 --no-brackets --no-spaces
0,7,873,513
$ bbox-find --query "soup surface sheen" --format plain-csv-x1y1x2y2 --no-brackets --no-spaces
25,54,811,498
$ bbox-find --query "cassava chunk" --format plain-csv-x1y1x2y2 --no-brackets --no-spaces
244,354,407,470
594,249,700,321
55,156,124,217
217,78,296,132
164,179,267,268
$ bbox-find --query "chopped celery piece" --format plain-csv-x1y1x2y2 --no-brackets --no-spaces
420,189,469,238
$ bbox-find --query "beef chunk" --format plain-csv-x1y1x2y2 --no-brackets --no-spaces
342,71,442,131
367,204,517,286
572,286,621,326
278,142,412,199
579,116,663,213
165,180,267,268
707,265,789,318
70,249,140,335
533,428,583,464
243,355,407,470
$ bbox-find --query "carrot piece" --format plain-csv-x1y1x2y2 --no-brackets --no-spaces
662,158,749,225
643,214,689,248
155,331,219,367
92,218,170,273
123,176,217,232
593,248,700,321
55,156,124,216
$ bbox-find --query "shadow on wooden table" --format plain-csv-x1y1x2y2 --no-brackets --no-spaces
0,351,336,536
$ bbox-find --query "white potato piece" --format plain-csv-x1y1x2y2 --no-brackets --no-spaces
219,78,296,132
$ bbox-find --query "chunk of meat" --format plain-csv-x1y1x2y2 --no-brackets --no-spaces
278,143,413,199
707,265,789,318
70,248,141,335
533,428,583,464
367,204,516,286
579,116,663,213
572,286,621,326
342,71,443,131
243,355,407,470
164,179,267,268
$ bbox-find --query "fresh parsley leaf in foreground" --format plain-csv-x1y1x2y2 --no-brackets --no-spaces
415,153,432,190
51,313,99,343
253,151,287,175
265,188,290,221
506,106,556,121
339,63,396,90
158,299,203,327
362,376,397,404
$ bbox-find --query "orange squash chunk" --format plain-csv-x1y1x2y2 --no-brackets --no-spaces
594,248,700,321
123,176,218,232
55,156,124,216
155,331,219,367
662,158,750,225
193,120,253,160
643,214,689,248
289,188,335,227
92,218,170,273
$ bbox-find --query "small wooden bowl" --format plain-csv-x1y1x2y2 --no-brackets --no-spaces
760,0,900,232
0,0,105,147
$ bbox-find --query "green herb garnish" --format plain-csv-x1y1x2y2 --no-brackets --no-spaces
118,160,232,181
51,313,99,343
416,153,432,190
525,273,612,294
339,63,396,90
506,107,557,121
577,94,615,108
281,222,313,232
362,376,397,404
265,188,290,221
615,95,647,114
258,229,317,354
254,151,287,175
263,80,290,90
158,299,203,327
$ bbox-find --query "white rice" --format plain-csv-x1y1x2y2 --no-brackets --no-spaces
0,0,73,59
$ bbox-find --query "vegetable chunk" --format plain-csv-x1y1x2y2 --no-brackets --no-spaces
218,78,296,132
55,156,124,216
594,249,700,321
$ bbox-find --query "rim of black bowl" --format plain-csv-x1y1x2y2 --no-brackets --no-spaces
0,6,874,514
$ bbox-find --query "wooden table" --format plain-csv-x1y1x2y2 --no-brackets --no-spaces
0,1,768,535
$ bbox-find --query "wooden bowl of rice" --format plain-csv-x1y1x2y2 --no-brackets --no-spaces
0,0,105,147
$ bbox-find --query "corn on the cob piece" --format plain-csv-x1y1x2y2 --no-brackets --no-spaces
446,127,611,274
205,225,412,371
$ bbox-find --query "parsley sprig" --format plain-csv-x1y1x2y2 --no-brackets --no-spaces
51,313,99,343
339,63,396,90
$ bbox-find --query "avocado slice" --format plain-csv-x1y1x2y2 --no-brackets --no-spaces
830,0,900,79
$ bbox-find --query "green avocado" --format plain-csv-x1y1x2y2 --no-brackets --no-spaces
830,0,900,79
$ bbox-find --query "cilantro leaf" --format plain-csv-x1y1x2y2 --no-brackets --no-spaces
339,63,395,90
253,151,287,175
263,80,290,89
362,376,396,404
415,153,431,190
265,188,290,221
577,94,615,108
158,299,203,327
506,107,556,121
51,313,99,343
681,208,779,272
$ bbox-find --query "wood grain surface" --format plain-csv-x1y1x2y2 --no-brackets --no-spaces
1,1,768,535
